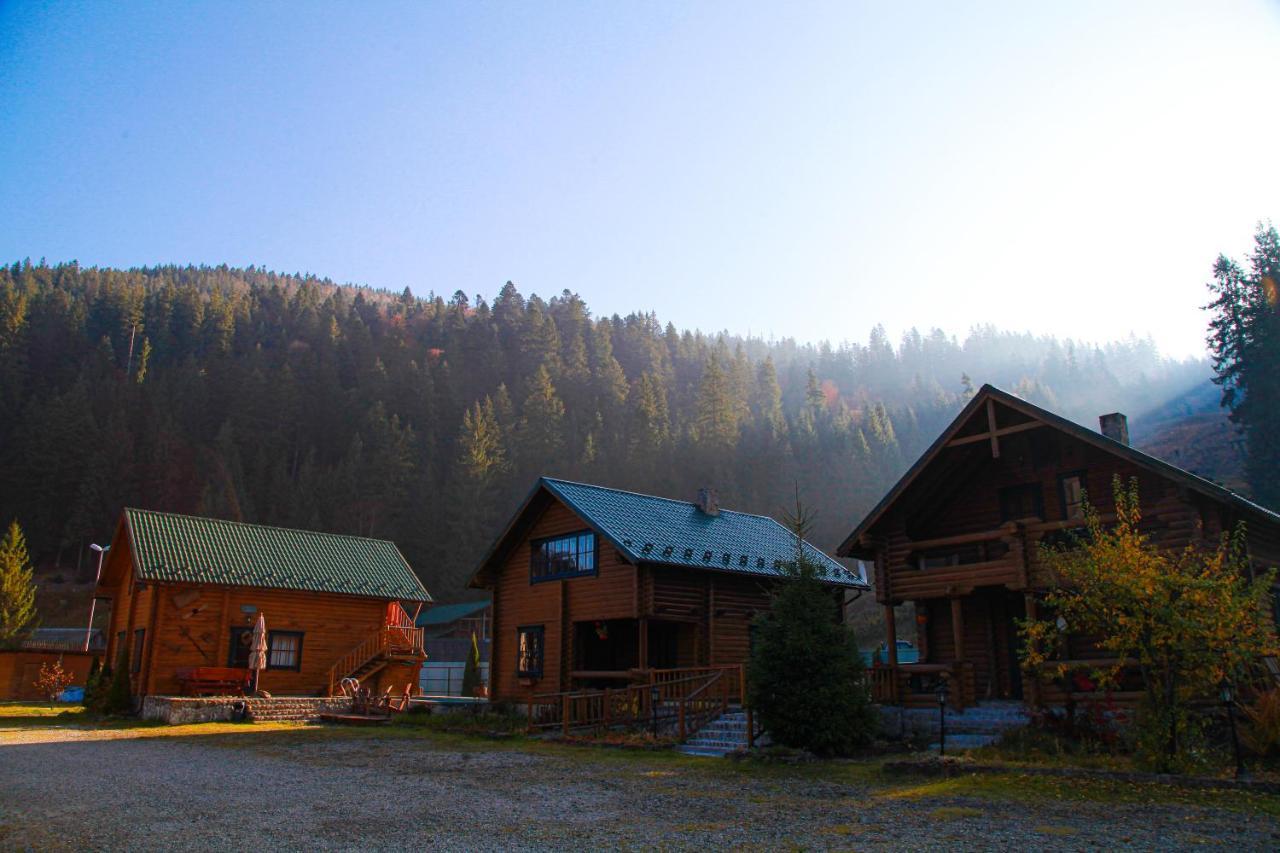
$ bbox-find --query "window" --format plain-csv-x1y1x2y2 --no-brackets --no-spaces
530,531,597,583
516,625,544,678
131,629,145,674
228,627,252,668
1059,471,1087,520
999,483,1044,522
267,631,304,671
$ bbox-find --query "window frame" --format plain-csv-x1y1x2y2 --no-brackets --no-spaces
1057,470,1088,521
529,530,599,584
516,625,545,679
266,630,304,672
131,628,145,674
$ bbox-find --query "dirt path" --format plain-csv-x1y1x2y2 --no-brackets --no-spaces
1,725,1277,850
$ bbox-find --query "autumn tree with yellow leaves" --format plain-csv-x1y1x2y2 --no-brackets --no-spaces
1022,477,1278,769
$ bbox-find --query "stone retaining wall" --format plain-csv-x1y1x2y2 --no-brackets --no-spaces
141,696,352,725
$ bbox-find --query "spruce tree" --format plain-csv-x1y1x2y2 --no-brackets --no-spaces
746,501,877,756
0,520,37,648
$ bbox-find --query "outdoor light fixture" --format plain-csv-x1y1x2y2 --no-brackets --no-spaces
650,685,661,737
1220,678,1245,778
84,543,110,651
935,677,950,756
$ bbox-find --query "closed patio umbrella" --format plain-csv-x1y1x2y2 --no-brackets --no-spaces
249,613,268,694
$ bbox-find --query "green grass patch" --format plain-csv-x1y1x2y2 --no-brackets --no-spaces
929,806,984,820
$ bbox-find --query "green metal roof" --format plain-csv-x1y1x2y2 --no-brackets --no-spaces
123,508,432,601
415,600,490,628
534,478,867,588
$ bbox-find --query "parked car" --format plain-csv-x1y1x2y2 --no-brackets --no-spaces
861,640,919,667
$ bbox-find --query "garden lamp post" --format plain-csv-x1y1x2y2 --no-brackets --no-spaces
935,677,950,756
83,543,110,652
1220,678,1245,778
650,685,660,737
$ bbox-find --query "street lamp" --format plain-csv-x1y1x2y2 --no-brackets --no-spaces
1220,678,1246,778
83,543,110,652
650,685,661,737
935,677,950,756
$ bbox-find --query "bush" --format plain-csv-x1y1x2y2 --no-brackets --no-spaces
103,644,133,715
747,533,877,756
1241,689,1280,757
461,632,482,697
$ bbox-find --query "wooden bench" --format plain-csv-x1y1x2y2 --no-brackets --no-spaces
175,666,250,696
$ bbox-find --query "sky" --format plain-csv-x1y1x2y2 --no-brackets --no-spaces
1,1,1278,359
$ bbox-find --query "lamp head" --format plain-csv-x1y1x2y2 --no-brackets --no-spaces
90,543,109,553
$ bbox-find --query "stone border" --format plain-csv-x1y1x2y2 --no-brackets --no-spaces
883,756,1280,794
140,696,352,725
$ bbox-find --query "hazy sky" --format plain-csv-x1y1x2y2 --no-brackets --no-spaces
2,1,1277,358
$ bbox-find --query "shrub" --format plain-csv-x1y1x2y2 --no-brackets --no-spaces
103,643,133,715
34,658,74,706
1241,689,1280,757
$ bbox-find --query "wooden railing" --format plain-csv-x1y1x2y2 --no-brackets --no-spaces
326,623,426,696
871,661,975,711
525,665,743,739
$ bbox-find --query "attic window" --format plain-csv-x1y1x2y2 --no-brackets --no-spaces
684,548,694,560
722,553,732,565
738,555,749,567
530,531,597,583
662,546,674,558
703,551,712,562
756,558,765,569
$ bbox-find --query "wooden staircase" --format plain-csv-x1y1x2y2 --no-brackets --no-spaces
326,604,426,696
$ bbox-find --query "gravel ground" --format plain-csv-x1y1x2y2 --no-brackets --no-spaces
1,724,1279,851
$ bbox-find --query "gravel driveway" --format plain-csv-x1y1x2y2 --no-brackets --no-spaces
1,724,1278,851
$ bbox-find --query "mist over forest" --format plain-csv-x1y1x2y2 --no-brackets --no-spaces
0,261,1213,600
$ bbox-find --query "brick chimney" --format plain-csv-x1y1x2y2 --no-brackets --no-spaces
1099,412,1129,446
696,488,720,516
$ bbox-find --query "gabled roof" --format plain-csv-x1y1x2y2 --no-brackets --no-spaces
415,600,490,628
471,478,867,589
837,384,1280,557
120,508,432,601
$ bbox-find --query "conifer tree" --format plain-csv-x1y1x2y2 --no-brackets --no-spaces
0,520,37,648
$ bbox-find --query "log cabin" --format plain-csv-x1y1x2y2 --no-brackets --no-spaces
838,384,1280,711
95,508,432,699
469,478,867,704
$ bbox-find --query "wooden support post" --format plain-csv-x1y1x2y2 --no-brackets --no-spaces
678,700,686,741
884,605,899,667
951,597,966,711
986,398,1000,458
562,693,571,736
638,618,649,672
603,688,611,727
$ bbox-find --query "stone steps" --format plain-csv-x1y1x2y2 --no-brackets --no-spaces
676,707,752,757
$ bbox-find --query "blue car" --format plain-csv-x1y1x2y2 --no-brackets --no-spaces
862,640,919,667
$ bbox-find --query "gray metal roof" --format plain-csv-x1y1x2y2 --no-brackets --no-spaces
530,478,866,588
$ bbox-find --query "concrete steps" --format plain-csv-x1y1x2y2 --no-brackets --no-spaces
675,708,751,758
886,700,1029,752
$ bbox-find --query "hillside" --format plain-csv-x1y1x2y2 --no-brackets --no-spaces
1130,379,1248,494
0,261,1213,609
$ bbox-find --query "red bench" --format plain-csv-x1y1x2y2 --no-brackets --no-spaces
175,666,250,696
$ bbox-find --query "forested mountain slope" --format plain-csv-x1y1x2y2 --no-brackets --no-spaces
0,261,1212,599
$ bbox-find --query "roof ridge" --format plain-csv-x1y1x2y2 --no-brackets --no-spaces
123,507,400,547
540,477,784,524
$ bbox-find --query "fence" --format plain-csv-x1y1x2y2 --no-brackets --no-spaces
420,661,490,696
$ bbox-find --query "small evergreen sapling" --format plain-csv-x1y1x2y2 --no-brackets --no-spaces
462,631,482,697
0,520,38,648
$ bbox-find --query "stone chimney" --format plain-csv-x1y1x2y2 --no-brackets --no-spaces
696,488,720,516
1099,412,1129,446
